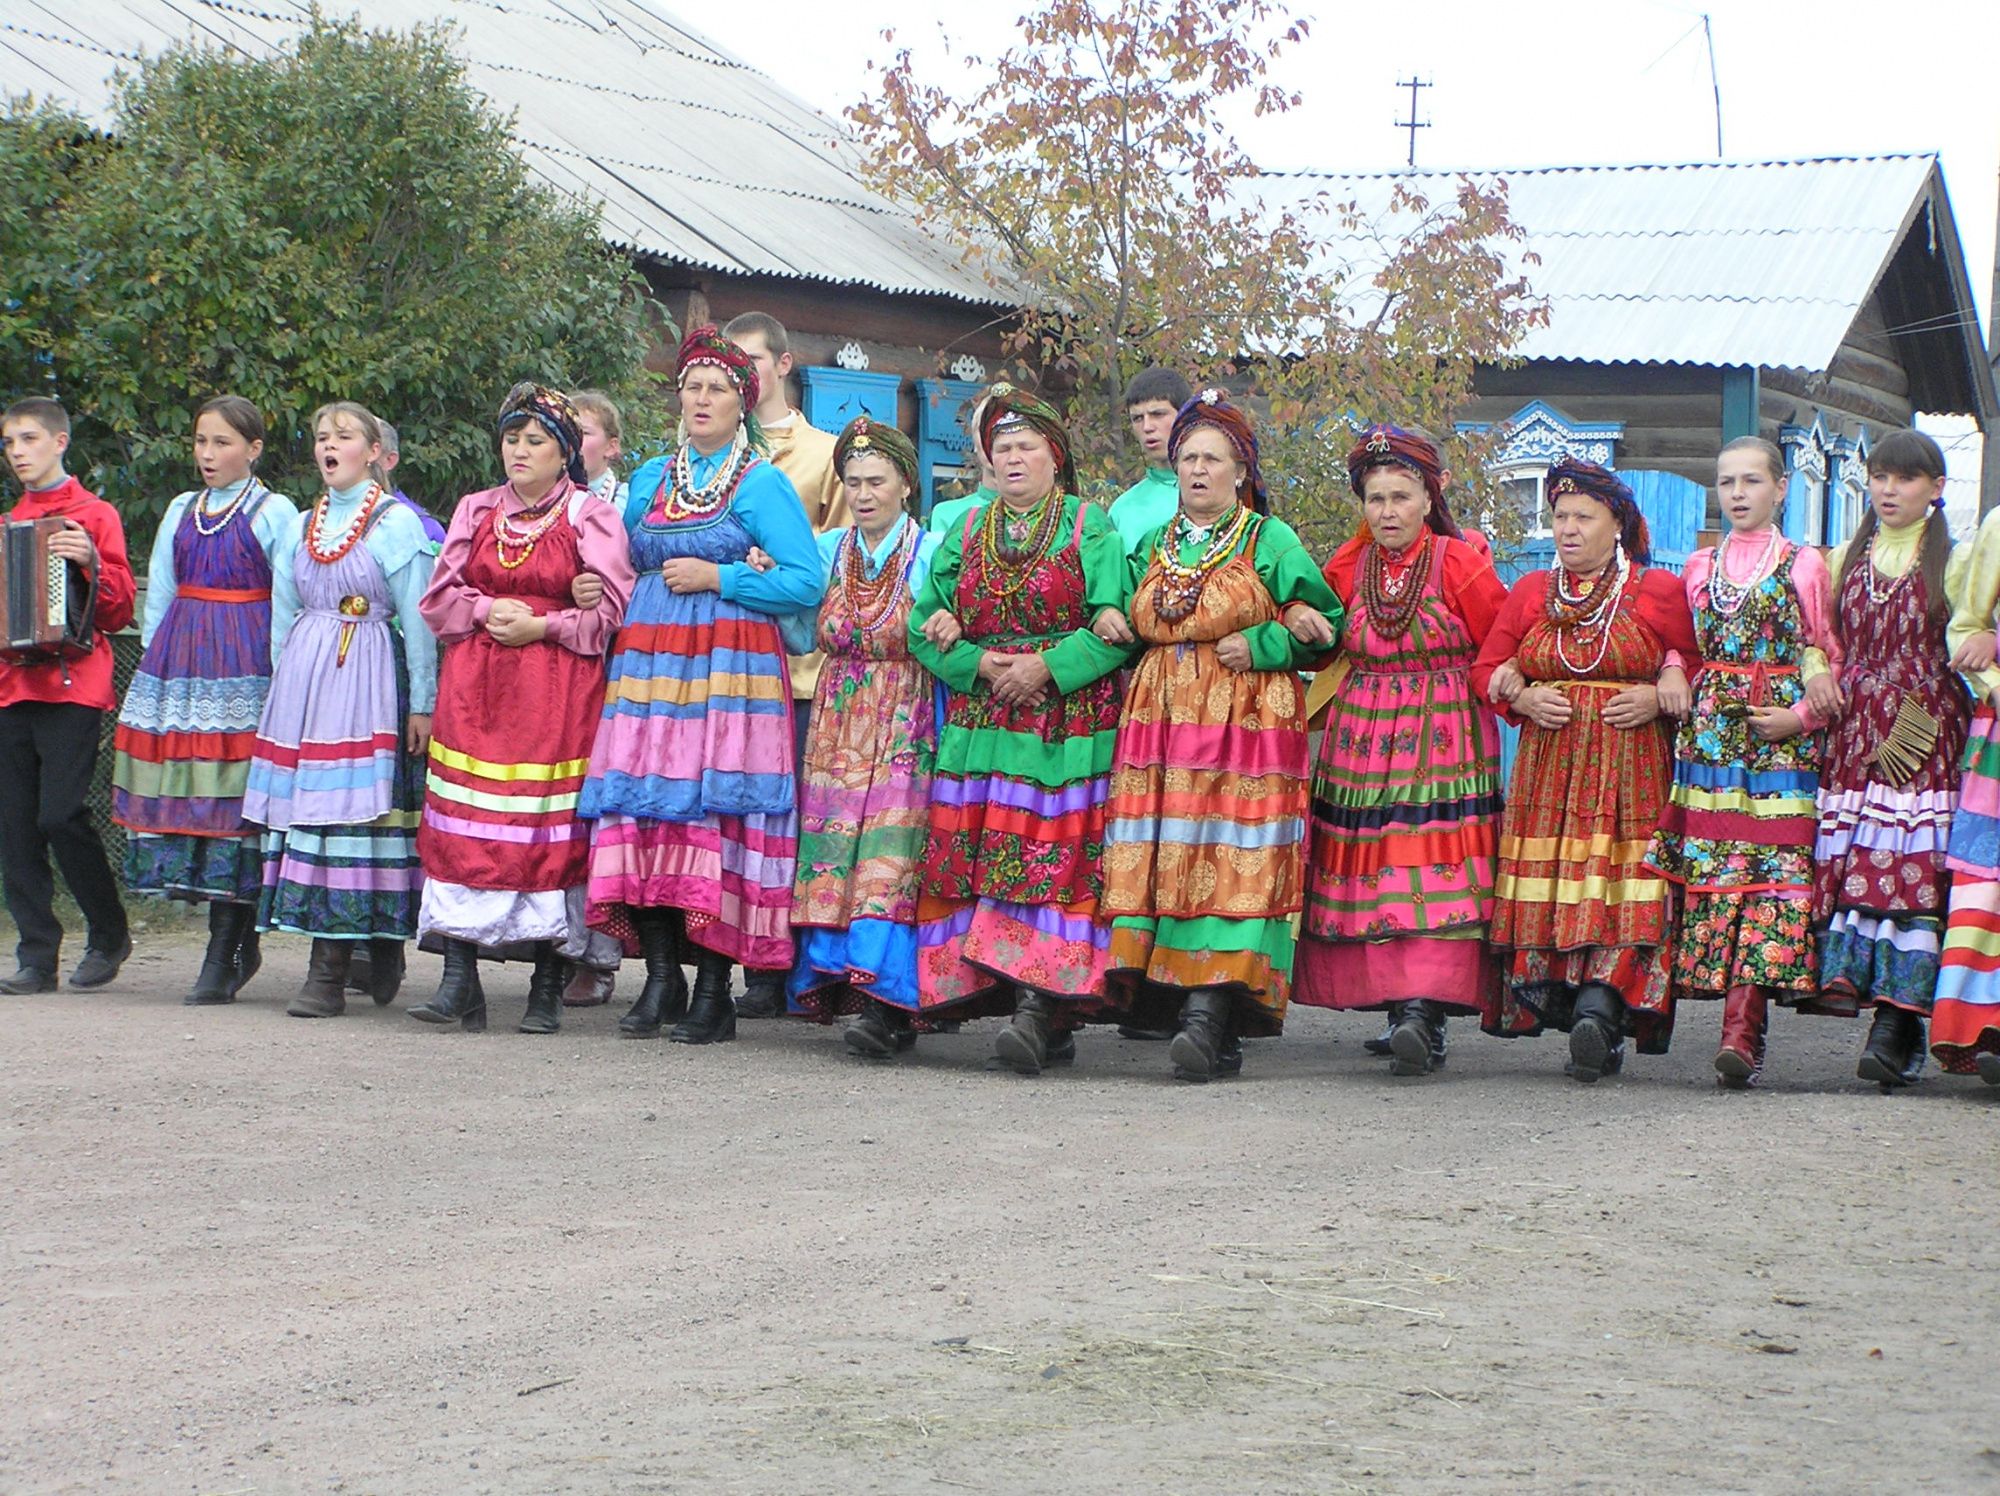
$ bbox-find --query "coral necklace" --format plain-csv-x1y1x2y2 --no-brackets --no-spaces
495,485,570,571
1548,548,1630,677
1360,528,1433,639
306,483,384,565
1153,505,1255,623
978,490,1065,606
839,518,918,635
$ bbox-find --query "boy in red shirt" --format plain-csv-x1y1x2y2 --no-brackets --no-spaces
0,398,136,991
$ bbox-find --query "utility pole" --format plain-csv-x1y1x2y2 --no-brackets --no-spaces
1395,76,1431,169
1702,14,1723,158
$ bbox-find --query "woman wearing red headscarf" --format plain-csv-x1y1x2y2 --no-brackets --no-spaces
1098,391,1343,1082
1470,458,1699,1081
577,327,825,1048
1291,424,1508,1076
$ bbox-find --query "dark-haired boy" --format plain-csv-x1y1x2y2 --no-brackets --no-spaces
1107,367,1193,555
0,398,136,991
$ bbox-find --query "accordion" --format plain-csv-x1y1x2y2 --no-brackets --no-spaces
0,516,97,663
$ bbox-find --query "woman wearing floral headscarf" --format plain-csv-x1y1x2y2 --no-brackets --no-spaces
1098,391,1342,1082
1292,424,1508,1076
1471,458,1700,1082
578,328,825,1047
406,384,637,1034
909,382,1133,1075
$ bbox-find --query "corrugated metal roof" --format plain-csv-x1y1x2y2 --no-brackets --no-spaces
1261,156,1953,373
0,0,1011,306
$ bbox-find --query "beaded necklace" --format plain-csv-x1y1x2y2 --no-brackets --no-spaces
977,489,1066,606
192,479,260,538
1152,504,1255,623
306,482,385,566
494,486,569,571
1862,530,1916,605
1706,527,1783,619
1359,527,1433,639
838,518,919,635
654,427,754,526
1546,548,1631,677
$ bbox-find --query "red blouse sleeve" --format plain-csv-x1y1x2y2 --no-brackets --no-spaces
1469,571,1545,724
1440,537,1508,647
1634,566,1701,670
1320,535,1366,610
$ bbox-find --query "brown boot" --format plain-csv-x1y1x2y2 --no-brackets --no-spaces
1714,985,1768,1089
562,962,615,1007
288,939,353,1018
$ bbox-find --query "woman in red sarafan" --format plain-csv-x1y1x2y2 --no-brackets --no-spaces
1471,457,1700,1082
407,383,635,1035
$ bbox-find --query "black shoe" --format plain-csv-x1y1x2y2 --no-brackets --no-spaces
1857,1005,1924,1089
1364,1008,1400,1057
0,966,57,994
1977,1052,2000,1087
1388,1000,1442,1077
621,910,688,1038
1215,1035,1243,1077
69,937,132,991
185,903,251,1005
843,1003,900,1061
365,939,406,1006
518,943,563,1035
1169,988,1235,1083
1567,983,1625,1084
232,924,263,997
735,971,785,1020
1431,1013,1450,1069
670,954,736,1045
1117,1024,1175,1041
407,939,486,1031
344,945,374,995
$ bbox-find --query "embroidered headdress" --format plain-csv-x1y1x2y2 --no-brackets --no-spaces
834,415,920,492
977,382,1077,496
497,382,587,486
1345,423,1463,540
1168,388,1268,515
1548,455,1651,565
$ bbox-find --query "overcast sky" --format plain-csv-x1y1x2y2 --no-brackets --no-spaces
704,0,2000,326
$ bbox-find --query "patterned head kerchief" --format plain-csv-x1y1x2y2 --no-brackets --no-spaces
497,382,587,486
1168,389,1268,516
1548,455,1651,565
1346,422,1462,541
834,415,920,492
675,325,761,409
978,382,1078,496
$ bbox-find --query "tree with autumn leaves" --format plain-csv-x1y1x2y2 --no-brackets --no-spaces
849,0,1548,553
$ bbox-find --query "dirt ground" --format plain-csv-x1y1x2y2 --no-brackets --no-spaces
3,908,1998,1496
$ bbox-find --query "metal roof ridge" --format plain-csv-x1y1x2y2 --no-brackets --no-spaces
523,138,906,218
1260,153,1939,181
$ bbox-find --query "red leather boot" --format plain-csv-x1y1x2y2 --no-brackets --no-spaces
1714,985,1768,1088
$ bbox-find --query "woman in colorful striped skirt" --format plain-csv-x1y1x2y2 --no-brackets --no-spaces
579,327,824,1047
1100,391,1339,1082
1643,438,1840,1087
405,385,635,1035
1807,429,1972,1087
1472,458,1699,1082
114,395,297,1006
909,383,1133,1075
787,416,940,1058
243,401,438,1017
1936,501,2000,1086
1292,424,1506,1076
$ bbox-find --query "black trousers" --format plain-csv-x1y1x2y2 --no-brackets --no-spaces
0,701,129,973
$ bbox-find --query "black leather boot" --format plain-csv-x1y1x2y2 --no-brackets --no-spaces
232,922,262,997
1365,1006,1400,1057
1388,999,1443,1077
670,952,736,1045
519,942,564,1035
1857,1004,1924,1089
844,1000,909,1061
621,910,689,1039
1977,1052,2000,1087
287,939,353,1018
407,938,486,1031
1567,982,1626,1083
185,902,253,1006
1431,1013,1450,1069
1169,988,1235,1082
365,939,406,1006
736,969,785,1020
994,988,1058,1075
